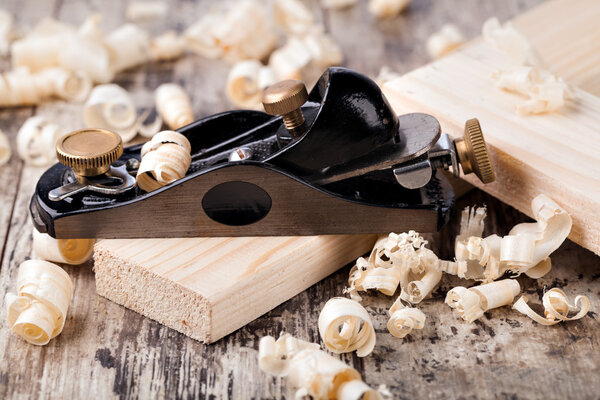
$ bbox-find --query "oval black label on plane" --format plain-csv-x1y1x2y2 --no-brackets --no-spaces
202,181,272,226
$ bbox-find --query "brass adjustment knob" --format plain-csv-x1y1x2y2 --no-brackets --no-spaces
454,118,495,184
262,80,309,135
56,128,123,177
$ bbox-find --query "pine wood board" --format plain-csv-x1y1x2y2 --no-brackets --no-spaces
383,0,600,256
94,235,377,343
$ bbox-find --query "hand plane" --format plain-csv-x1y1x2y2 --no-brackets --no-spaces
30,67,495,239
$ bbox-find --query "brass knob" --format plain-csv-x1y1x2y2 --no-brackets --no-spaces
454,118,495,184
262,80,309,134
56,128,123,177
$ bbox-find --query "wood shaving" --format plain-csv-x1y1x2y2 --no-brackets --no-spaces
347,231,448,304
16,116,64,166
137,109,164,138
32,229,95,265
136,130,191,192
482,18,573,114
0,129,10,166
11,17,114,84
183,12,223,59
126,1,168,22
492,66,575,115
185,1,278,63
258,334,381,399
83,84,139,142
446,279,520,323
302,31,343,68
321,0,358,10
226,60,276,109
155,83,194,129
482,17,542,66
318,297,376,357
4,260,73,345
426,24,465,59
513,288,591,326
368,0,411,19
0,67,91,107
269,37,313,80
387,297,425,338
104,24,152,73
274,0,315,36
454,195,571,282
150,31,186,61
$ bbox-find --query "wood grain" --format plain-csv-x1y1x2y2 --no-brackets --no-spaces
384,0,600,256
1,0,599,399
95,235,377,343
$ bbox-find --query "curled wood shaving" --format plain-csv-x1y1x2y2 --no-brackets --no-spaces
184,12,223,59
5,260,73,345
150,31,186,61
426,24,465,59
482,18,573,115
0,129,10,166
513,288,591,325
492,66,575,115
226,60,276,109
11,23,66,71
482,17,542,67
32,229,95,265
318,297,376,357
185,1,277,63
348,232,448,304
84,84,139,142
0,67,91,107
16,116,64,166
368,0,411,19
34,67,92,102
104,23,152,73
274,0,315,36
136,130,191,192
11,17,114,83
454,195,571,282
155,83,194,129
302,30,343,68
259,334,381,399
269,37,313,81
126,1,168,22
387,297,425,338
446,279,520,323
137,109,163,138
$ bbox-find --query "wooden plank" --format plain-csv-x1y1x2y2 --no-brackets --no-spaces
383,0,600,256
94,235,377,343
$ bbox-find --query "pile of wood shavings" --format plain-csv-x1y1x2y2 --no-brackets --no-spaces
259,194,592,399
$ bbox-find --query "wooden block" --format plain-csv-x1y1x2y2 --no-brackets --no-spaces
383,0,600,256
94,235,376,343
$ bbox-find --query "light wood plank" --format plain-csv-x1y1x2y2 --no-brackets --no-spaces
384,0,600,256
95,235,377,343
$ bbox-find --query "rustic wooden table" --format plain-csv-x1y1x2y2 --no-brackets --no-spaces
1,0,598,398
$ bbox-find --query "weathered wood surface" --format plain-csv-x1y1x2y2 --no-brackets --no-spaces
1,0,599,399
384,0,600,256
